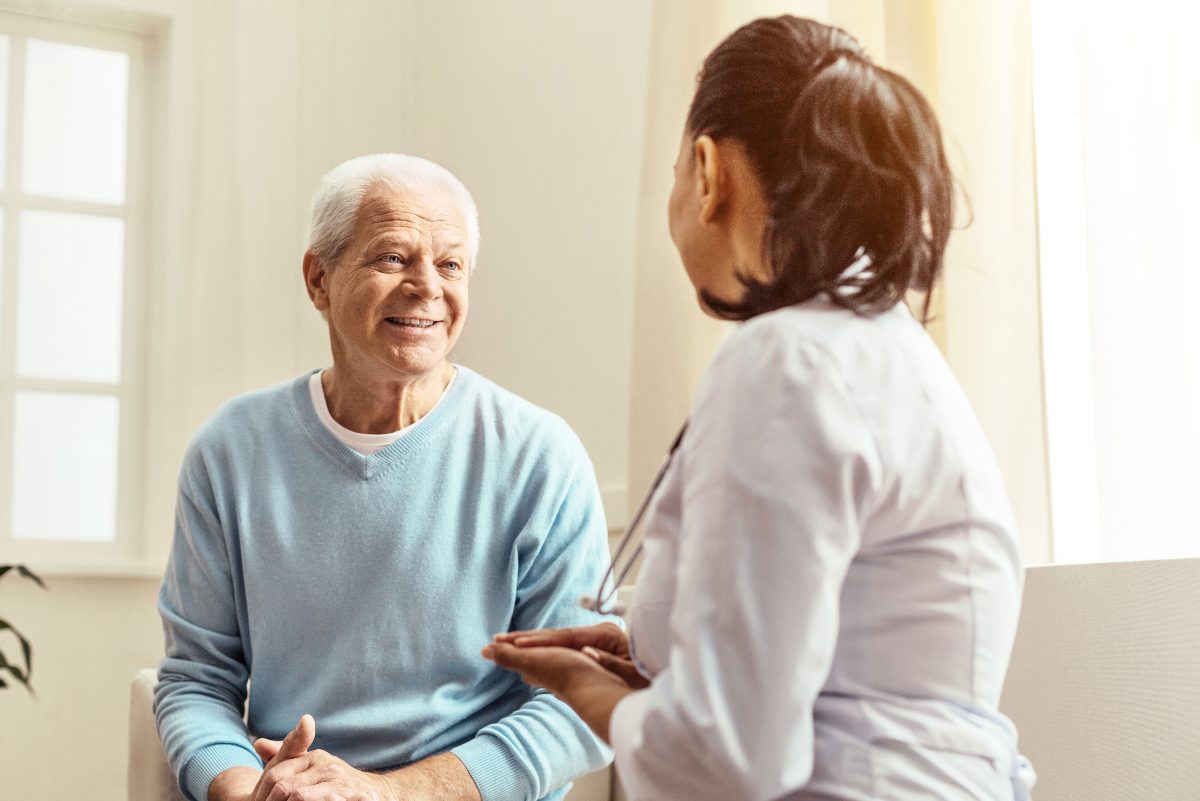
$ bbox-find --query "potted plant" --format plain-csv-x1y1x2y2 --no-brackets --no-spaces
0,564,46,692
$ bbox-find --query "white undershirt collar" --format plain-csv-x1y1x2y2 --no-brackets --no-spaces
308,368,458,456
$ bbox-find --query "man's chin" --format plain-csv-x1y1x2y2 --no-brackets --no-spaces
382,349,452,382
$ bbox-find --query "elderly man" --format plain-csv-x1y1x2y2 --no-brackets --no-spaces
155,154,613,801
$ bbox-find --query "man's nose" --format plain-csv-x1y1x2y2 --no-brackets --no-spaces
401,260,441,301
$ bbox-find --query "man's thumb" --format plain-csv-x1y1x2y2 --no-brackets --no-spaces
277,714,316,759
253,737,281,762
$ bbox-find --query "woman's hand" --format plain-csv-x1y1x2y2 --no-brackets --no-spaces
492,622,649,689
482,635,645,742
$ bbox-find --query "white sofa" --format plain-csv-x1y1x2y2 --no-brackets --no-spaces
127,668,613,801
997,558,1200,801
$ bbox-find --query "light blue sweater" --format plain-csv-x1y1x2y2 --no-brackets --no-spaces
155,367,613,801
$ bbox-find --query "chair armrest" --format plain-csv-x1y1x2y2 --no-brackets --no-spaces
129,668,187,801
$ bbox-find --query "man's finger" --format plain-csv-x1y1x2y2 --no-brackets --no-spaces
276,714,316,761
250,717,316,801
262,761,334,801
251,754,313,801
253,737,282,762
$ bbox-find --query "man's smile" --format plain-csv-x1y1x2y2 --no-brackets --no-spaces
384,316,442,329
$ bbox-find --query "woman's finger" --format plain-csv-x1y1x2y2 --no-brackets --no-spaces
482,642,577,691
496,622,630,655
583,647,651,689
481,641,530,670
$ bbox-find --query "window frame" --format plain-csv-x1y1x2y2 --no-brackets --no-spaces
0,10,152,571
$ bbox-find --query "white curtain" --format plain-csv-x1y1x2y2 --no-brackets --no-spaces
1033,0,1200,562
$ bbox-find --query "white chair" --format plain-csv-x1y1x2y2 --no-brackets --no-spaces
999,558,1200,800
127,668,612,801
128,669,187,801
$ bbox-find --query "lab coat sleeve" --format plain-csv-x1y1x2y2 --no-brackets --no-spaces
610,323,882,801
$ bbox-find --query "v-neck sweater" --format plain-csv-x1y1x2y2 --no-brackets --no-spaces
155,366,613,801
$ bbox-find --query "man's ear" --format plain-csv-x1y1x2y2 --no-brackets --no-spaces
303,251,330,310
694,135,724,224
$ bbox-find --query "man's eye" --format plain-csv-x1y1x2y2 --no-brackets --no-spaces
442,260,462,272
382,254,403,264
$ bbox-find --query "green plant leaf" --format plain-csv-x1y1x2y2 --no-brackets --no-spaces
0,643,34,692
0,564,47,589
0,620,33,684
15,566,46,590
0,566,42,695
0,655,32,692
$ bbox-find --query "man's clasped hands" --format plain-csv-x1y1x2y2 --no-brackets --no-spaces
243,622,647,801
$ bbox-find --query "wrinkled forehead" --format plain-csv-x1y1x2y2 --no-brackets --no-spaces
353,185,470,251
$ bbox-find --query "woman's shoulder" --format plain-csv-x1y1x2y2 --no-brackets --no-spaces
716,299,918,381
743,297,913,339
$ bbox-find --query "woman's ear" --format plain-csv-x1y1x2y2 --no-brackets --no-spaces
693,135,723,224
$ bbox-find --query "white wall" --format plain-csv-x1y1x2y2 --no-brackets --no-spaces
0,574,162,800
404,0,654,522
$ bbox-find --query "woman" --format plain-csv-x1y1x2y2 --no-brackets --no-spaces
483,15,1035,801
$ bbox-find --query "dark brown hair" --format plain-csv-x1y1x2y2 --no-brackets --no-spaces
685,16,954,321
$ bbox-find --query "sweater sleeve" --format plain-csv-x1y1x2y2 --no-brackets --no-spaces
608,328,882,801
451,439,615,801
154,452,263,801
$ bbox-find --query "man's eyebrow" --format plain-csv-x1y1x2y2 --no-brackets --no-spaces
366,234,415,250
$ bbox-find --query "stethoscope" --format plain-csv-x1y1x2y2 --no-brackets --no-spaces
579,422,688,616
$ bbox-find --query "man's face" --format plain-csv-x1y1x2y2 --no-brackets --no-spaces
311,185,470,384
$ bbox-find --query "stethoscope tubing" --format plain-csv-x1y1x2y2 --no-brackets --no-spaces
581,422,688,616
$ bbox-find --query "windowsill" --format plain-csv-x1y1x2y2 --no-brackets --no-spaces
28,558,166,579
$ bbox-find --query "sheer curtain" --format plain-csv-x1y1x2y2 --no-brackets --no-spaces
1033,0,1200,562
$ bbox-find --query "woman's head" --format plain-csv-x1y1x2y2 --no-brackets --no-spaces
669,16,954,321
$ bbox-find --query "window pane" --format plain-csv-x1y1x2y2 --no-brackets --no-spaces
16,210,124,383
11,391,119,541
23,39,128,204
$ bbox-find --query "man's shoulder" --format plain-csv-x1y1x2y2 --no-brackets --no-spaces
186,373,307,456
457,365,585,459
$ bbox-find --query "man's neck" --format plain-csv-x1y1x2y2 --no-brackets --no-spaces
321,361,455,434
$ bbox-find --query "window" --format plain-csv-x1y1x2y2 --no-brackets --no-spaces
1031,1,1200,562
0,12,149,568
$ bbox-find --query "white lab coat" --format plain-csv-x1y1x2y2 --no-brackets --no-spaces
610,300,1035,801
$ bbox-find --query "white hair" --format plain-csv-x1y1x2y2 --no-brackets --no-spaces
307,153,480,268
